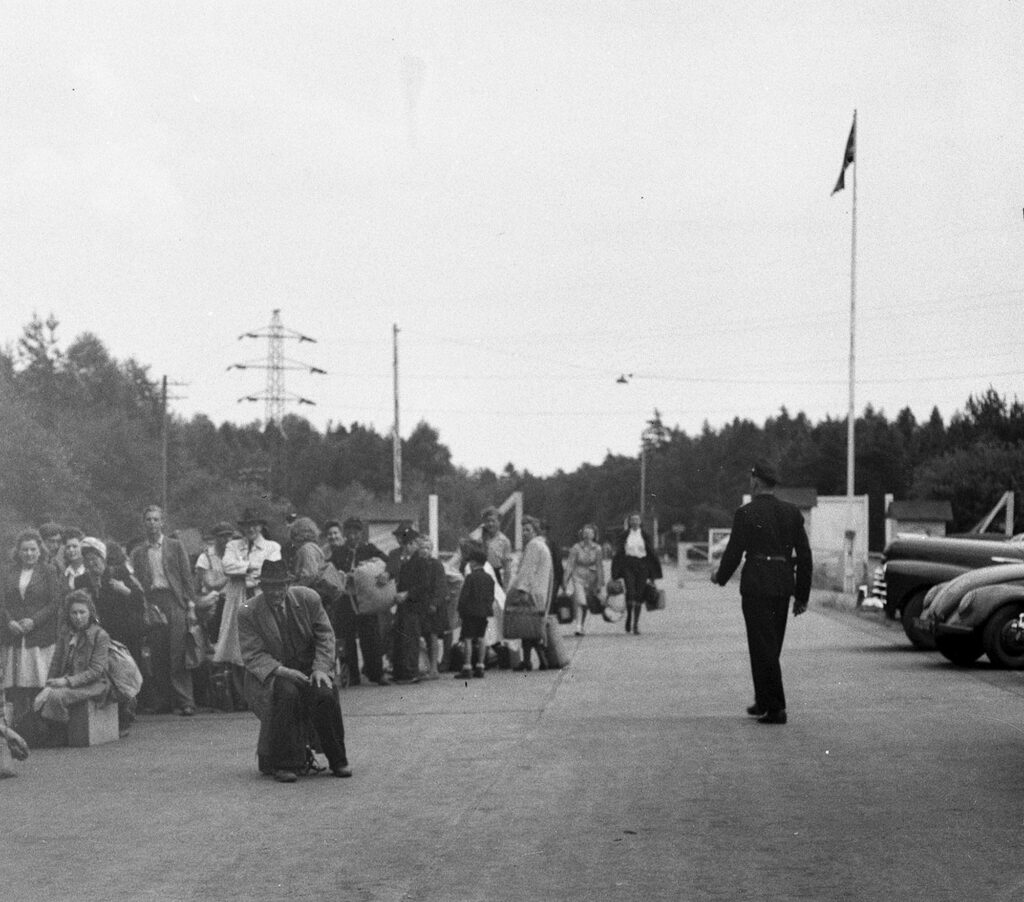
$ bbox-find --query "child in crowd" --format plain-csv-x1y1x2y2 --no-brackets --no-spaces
455,541,495,679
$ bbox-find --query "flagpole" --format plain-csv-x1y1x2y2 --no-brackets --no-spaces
844,109,857,594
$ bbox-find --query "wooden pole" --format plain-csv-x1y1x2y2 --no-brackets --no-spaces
845,109,858,593
161,375,169,517
392,324,402,504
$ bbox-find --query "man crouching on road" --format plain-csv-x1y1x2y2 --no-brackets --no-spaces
238,559,352,783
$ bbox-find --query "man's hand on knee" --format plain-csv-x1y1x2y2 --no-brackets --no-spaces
311,670,333,689
275,666,310,685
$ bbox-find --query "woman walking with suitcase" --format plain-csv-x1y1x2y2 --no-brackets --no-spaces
611,513,662,635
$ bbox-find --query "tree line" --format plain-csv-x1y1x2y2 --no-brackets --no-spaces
2,315,1022,553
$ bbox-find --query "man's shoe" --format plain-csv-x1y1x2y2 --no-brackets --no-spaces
375,676,392,686
455,668,472,680
746,704,767,717
176,706,195,717
393,677,420,685
331,764,353,778
757,710,787,725
274,770,298,783
472,665,485,679
513,661,532,672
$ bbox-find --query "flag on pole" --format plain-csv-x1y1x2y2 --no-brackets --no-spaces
831,115,856,195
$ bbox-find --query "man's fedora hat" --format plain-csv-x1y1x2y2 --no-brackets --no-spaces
237,507,267,527
257,559,292,585
392,522,419,543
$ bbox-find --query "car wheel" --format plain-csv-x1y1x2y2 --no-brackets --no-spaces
334,654,351,691
900,590,936,650
934,634,984,666
982,604,1024,668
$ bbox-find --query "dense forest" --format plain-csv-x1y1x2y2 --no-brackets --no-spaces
2,315,1023,552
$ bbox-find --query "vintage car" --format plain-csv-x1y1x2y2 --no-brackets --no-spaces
876,534,1024,649
912,563,1024,663
932,582,1024,668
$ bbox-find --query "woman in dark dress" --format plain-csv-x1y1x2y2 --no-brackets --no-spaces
1,530,62,730
75,538,144,732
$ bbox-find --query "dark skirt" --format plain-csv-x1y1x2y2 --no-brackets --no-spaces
620,557,649,603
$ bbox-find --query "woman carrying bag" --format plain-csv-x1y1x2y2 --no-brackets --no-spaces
506,516,554,671
611,513,662,636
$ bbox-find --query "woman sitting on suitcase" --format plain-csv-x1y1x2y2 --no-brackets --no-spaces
33,590,112,743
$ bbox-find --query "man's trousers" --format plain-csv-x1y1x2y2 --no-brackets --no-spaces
741,594,790,713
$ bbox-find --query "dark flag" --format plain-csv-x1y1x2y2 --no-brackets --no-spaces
831,115,856,195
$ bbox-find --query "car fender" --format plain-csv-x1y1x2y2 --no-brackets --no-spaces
956,583,1024,629
884,560,969,613
921,564,1024,623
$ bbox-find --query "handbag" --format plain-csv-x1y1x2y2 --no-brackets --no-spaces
106,639,143,700
143,599,168,630
541,615,570,668
552,593,575,625
643,582,666,611
184,614,207,670
502,593,545,641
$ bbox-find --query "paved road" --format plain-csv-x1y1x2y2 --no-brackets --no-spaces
4,568,1024,902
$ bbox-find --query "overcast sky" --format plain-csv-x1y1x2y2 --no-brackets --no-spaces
3,2,1022,475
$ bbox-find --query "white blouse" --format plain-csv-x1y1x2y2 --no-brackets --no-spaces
624,529,646,558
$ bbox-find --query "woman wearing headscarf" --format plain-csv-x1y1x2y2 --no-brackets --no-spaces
611,512,663,635
564,523,604,636
75,538,145,733
1,530,63,728
33,590,111,735
508,516,554,671
76,538,145,665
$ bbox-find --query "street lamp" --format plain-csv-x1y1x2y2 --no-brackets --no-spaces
639,420,665,520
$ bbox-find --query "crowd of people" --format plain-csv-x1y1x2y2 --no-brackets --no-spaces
0,503,666,780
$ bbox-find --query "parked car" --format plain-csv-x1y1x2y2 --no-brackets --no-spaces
933,582,1024,668
875,534,1024,649
912,563,1024,663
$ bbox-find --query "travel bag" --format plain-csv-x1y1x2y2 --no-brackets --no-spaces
542,616,570,669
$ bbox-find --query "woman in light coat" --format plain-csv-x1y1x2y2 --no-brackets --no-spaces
507,516,553,671
219,509,281,708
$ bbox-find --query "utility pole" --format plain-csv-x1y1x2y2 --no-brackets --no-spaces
392,323,402,503
228,309,325,427
159,375,187,518
161,376,167,514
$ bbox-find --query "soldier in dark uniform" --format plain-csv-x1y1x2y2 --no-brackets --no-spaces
712,461,812,725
